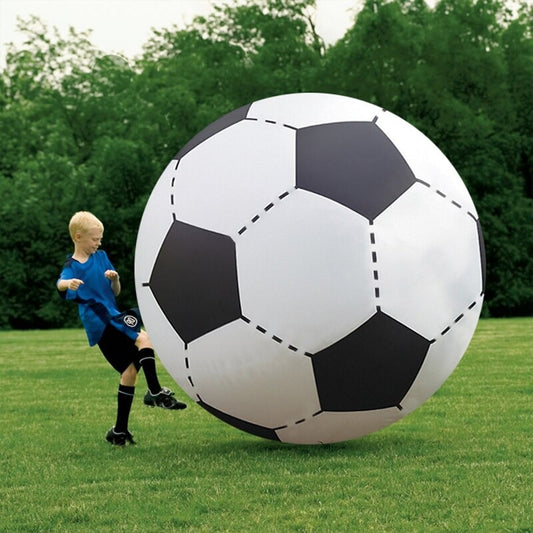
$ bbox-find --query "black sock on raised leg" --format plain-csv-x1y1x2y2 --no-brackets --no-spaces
138,348,162,395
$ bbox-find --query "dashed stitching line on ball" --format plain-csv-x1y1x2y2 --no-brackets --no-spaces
273,410,324,432
241,314,313,356
170,172,177,216
369,220,381,312
415,178,477,220
184,356,196,392
428,299,479,344
237,189,292,236
244,116,298,131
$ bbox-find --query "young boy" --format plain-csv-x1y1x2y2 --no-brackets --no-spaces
57,211,186,446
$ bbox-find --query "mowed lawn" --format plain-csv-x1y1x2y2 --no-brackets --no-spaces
0,318,531,532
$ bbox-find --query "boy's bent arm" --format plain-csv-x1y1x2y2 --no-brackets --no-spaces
110,277,121,296
104,270,121,296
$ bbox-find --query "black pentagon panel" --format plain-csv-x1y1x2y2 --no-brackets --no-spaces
149,220,242,344
198,398,281,441
476,218,487,294
174,104,252,161
313,311,430,411
296,122,416,220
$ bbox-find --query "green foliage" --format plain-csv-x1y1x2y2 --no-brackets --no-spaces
0,0,531,328
0,319,531,530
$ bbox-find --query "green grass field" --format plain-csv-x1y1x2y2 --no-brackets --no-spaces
0,318,531,532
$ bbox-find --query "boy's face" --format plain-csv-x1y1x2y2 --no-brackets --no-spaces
75,227,103,255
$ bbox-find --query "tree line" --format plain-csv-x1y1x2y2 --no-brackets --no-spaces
0,0,531,329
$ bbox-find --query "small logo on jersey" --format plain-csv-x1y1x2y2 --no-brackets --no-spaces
123,315,138,328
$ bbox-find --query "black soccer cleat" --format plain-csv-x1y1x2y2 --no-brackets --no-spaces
144,387,187,410
106,427,135,446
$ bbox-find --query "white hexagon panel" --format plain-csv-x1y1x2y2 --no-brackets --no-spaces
135,93,486,444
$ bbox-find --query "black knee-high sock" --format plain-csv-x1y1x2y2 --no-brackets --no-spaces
138,348,162,395
115,384,135,433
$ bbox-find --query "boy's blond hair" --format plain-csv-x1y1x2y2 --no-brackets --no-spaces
69,211,104,241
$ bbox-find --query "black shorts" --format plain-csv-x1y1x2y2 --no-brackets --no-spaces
98,324,141,374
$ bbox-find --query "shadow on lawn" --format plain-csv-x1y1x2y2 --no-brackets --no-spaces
152,429,441,460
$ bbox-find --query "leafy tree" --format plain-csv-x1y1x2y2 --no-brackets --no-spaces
320,0,429,110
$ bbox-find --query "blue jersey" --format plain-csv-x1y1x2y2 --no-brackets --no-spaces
57,250,137,346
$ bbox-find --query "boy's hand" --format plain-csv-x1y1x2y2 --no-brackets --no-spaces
105,270,120,281
66,279,84,291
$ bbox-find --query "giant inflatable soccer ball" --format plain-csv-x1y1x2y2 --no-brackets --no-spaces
135,93,485,444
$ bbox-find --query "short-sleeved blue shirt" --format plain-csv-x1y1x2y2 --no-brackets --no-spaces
57,250,137,346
